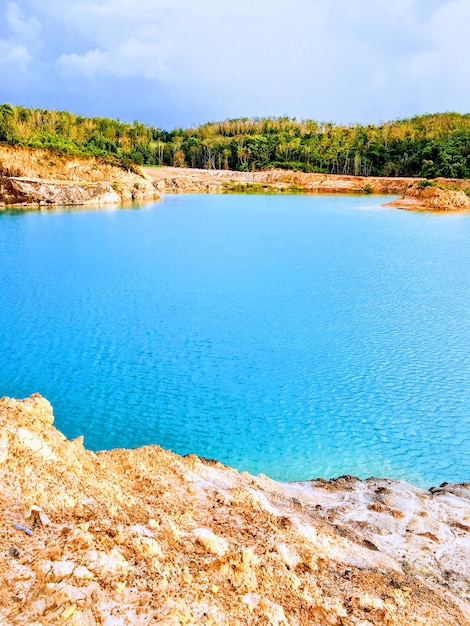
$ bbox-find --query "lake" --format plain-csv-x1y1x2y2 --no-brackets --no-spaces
1,194,469,487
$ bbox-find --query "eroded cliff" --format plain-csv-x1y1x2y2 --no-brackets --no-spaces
1,395,469,625
0,146,159,207
2,147,469,212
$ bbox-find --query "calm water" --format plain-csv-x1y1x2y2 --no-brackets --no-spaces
1,194,469,487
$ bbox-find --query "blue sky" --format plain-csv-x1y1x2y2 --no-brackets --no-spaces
0,0,468,129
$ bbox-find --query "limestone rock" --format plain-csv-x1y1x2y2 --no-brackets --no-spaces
0,176,121,207
0,395,469,625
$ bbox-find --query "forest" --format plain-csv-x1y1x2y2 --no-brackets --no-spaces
1,103,470,178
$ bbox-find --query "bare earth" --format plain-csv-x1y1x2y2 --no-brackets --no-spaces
1,395,469,625
146,167,412,196
147,167,470,211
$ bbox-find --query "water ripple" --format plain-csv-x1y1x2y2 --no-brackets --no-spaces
1,195,469,487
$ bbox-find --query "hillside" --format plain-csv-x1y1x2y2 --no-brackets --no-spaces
1,394,469,625
1,104,470,178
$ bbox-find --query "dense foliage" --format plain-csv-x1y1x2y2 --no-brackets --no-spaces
1,103,470,178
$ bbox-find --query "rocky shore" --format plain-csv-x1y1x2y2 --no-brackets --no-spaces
1,395,469,625
385,180,470,212
0,176,122,207
0,146,159,207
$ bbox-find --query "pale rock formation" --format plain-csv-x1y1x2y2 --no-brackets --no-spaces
148,167,470,212
0,177,121,207
1,394,469,625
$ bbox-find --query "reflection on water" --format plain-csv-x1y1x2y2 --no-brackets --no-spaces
0,201,154,216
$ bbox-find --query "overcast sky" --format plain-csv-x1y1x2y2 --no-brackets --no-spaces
0,0,468,129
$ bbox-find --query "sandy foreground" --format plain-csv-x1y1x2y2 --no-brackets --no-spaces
1,394,469,625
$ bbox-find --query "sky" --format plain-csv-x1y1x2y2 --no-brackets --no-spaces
0,0,469,130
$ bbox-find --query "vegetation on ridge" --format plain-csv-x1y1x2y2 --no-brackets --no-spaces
1,103,470,178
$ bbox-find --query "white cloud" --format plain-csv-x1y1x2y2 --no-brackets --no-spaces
0,3,41,82
405,0,470,111
0,39,30,67
5,0,470,125
6,1,41,47
58,40,169,80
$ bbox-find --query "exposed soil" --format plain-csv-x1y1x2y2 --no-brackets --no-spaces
146,166,413,196
0,145,159,207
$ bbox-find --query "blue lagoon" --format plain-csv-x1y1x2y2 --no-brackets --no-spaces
1,194,469,486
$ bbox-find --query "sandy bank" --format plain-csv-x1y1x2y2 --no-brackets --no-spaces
146,166,412,196
1,395,469,625
148,167,470,212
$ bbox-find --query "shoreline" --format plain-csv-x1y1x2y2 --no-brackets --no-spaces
146,166,413,196
0,142,469,212
1,394,469,624
145,166,470,212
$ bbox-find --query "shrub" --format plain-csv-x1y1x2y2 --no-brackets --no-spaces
417,179,435,190
287,184,304,193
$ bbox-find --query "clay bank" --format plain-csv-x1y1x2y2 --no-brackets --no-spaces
1,395,469,625
385,179,470,212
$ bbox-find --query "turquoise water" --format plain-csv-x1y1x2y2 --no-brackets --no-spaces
1,194,469,487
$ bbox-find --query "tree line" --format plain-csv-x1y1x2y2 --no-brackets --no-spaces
1,103,469,178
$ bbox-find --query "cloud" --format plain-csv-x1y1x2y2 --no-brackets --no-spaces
0,3,42,82
406,0,470,109
0,39,30,70
6,1,41,47
58,40,169,81
3,0,470,126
